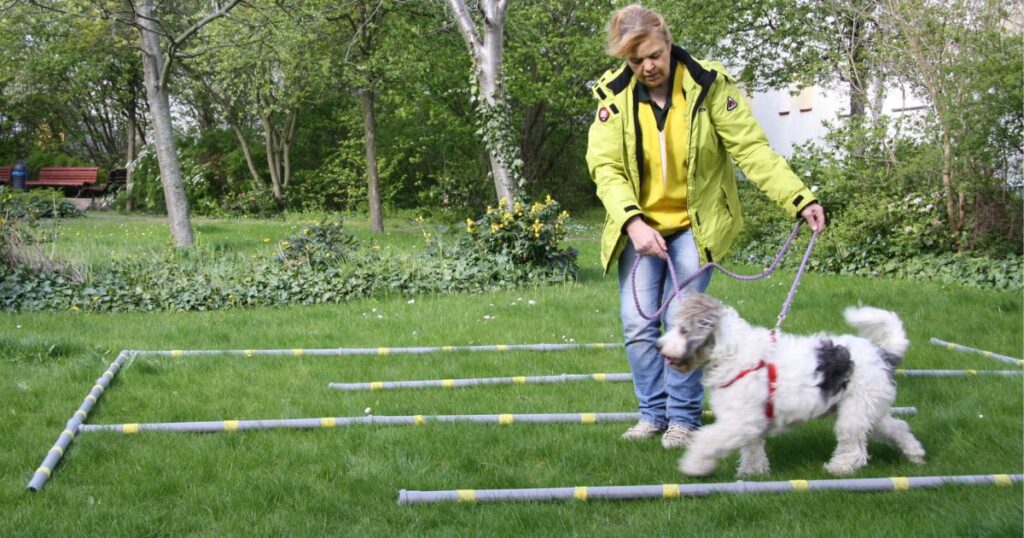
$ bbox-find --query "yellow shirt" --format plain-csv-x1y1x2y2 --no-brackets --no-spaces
638,64,689,235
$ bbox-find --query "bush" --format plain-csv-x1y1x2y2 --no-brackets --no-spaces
0,205,580,313
275,219,360,269
0,187,82,220
464,195,578,274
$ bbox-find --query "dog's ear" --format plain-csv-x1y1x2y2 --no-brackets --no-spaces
679,294,722,358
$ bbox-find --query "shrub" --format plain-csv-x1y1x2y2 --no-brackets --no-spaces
275,219,360,269
0,187,82,220
464,195,578,275
0,206,580,313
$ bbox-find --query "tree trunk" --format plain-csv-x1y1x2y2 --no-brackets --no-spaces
136,0,194,247
261,112,284,201
941,131,960,242
229,122,264,186
447,0,519,207
359,89,384,233
125,99,136,211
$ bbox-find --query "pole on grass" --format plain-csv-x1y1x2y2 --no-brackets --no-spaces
929,338,1023,366
27,350,134,492
397,473,1022,505
894,369,1022,377
147,342,622,359
329,368,1024,392
76,408,917,435
328,373,634,391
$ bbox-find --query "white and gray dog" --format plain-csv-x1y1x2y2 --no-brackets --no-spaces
656,293,926,477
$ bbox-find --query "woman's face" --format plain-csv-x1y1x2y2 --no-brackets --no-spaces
627,37,671,89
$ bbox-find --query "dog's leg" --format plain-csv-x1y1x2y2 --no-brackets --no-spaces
824,401,876,475
737,439,770,477
871,415,926,465
680,422,759,476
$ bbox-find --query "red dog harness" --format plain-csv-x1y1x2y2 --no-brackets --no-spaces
718,332,779,419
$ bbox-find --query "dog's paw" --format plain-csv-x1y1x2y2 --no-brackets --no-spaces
736,462,770,477
823,460,858,476
679,454,716,477
907,454,926,465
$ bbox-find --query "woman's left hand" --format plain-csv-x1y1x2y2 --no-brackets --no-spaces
800,203,826,233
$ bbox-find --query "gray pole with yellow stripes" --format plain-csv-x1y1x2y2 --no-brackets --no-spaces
149,342,621,358
75,408,917,434
329,370,1022,392
329,373,633,391
397,473,1022,504
78,412,642,433
929,338,1023,366
27,350,134,492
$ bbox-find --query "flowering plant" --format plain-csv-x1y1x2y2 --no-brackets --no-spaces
465,195,576,269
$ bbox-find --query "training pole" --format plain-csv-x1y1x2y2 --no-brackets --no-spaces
330,368,1024,391
145,342,621,359
76,408,917,435
397,473,1022,505
27,350,134,492
930,338,1023,366
895,369,1022,377
329,373,633,391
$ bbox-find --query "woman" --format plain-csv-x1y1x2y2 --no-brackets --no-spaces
586,4,826,449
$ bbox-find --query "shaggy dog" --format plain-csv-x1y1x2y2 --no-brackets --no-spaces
656,293,926,477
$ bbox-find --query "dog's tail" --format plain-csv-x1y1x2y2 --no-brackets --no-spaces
843,306,909,366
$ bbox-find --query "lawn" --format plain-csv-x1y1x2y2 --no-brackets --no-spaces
2,212,1021,536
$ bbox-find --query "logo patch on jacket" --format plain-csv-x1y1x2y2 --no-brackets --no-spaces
726,97,738,111
598,107,610,122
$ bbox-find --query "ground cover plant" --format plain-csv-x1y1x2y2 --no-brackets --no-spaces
2,213,1021,536
0,198,578,312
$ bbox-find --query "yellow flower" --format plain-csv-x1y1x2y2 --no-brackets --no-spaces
531,202,544,215
70,305,79,312
490,223,501,233
466,218,475,233
373,244,381,251
280,241,290,248
545,195,554,205
486,205,494,215
262,238,270,243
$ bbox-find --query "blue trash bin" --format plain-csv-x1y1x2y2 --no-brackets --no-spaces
11,160,28,191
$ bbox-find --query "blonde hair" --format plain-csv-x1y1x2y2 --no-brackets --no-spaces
605,4,672,58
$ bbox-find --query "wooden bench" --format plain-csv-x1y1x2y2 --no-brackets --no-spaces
32,167,100,190
0,166,100,195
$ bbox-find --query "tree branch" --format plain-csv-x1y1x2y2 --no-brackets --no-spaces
446,0,482,57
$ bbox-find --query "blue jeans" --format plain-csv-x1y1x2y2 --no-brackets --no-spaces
617,229,712,430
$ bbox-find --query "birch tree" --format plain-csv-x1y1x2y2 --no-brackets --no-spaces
445,0,521,207
133,0,244,245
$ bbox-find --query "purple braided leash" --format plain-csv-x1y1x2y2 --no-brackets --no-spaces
631,222,820,331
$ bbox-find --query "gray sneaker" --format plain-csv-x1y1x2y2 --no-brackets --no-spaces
620,420,664,440
661,424,693,449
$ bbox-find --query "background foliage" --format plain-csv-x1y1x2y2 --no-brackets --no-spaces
0,1,1020,276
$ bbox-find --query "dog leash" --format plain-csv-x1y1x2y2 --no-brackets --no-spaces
631,222,820,331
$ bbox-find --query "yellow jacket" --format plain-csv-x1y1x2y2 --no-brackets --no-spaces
586,46,817,274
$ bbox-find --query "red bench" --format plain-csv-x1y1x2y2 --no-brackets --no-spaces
0,166,100,195
32,167,100,189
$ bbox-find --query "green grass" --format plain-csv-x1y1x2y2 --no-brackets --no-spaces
3,212,1022,536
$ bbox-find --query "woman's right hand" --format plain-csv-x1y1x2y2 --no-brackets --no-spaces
625,217,668,260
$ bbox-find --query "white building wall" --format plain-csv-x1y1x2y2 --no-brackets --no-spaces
745,83,929,157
